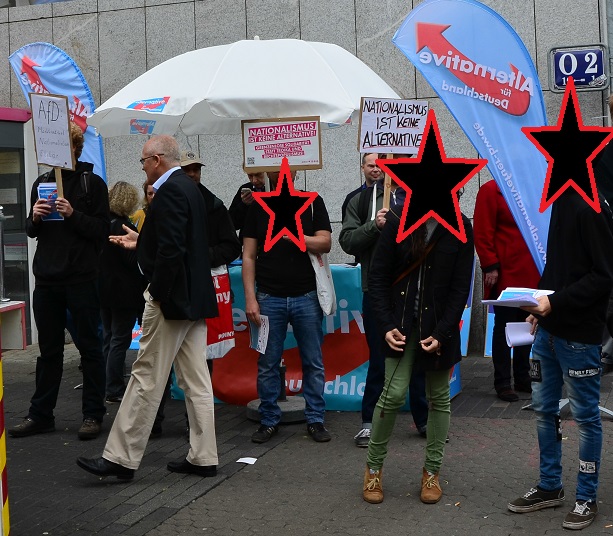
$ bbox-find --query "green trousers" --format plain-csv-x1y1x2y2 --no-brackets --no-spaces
366,331,451,474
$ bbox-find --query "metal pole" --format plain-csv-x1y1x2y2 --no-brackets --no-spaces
0,206,9,303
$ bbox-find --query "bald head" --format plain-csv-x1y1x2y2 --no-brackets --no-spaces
141,135,181,183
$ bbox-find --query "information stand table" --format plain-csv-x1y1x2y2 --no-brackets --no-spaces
0,301,26,351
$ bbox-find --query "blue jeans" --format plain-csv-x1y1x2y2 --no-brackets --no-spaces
101,307,138,399
531,327,602,502
257,290,325,426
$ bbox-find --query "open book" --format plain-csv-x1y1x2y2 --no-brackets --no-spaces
482,287,553,308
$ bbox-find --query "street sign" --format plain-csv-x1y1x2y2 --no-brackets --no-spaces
548,44,609,92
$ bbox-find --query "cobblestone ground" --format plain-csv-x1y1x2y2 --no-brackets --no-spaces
3,345,613,535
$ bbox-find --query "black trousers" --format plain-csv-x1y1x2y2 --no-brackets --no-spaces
492,306,532,391
30,281,106,423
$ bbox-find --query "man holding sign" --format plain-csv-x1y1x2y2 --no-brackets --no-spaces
9,122,110,441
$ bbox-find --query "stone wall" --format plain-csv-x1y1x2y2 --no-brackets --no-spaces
1,0,609,351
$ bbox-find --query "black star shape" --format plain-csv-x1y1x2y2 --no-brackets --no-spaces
522,77,613,213
252,157,317,252
377,108,487,243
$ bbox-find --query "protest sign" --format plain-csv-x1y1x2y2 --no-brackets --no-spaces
30,93,74,171
242,117,322,171
358,97,429,154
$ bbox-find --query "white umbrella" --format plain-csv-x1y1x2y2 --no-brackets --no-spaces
87,39,400,137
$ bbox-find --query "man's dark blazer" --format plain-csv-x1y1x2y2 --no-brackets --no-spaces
137,169,218,321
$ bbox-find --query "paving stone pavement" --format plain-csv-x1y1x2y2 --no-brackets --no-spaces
3,344,613,535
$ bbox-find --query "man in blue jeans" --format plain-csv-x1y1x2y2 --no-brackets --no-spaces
508,190,613,530
242,169,333,443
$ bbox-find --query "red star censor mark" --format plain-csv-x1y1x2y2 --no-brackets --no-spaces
252,157,318,252
377,108,487,244
522,76,613,214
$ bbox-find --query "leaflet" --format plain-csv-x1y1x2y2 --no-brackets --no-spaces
482,287,553,308
37,182,64,221
248,315,269,354
505,321,535,347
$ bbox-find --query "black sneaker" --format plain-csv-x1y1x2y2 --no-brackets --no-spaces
563,500,598,530
307,422,331,442
251,424,279,443
508,486,565,513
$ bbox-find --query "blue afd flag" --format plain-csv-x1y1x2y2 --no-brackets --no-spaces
394,0,549,273
9,42,106,182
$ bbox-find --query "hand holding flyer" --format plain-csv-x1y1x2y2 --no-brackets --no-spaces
37,182,64,221
482,287,553,308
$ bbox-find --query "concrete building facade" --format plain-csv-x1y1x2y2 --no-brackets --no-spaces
0,0,611,350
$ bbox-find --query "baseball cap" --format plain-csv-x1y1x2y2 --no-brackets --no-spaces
180,150,204,167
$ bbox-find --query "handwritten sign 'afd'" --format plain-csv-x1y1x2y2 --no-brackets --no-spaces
30,93,75,170
358,97,429,154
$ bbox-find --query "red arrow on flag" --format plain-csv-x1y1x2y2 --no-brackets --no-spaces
416,23,531,116
20,56,49,95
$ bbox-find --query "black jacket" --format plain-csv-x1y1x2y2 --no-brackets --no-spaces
99,213,146,311
137,169,218,321
26,161,110,285
538,190,613,343
368,209,474,371
198,183,241,268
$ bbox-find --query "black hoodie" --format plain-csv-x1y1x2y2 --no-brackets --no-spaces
26,161,110,285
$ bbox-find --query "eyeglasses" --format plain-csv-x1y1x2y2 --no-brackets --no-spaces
139,154,164,165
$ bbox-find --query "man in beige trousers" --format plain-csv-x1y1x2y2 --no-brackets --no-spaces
77,136,219,479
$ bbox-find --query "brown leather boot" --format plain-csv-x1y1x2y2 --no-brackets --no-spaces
363,466,383,504
420,467,442,504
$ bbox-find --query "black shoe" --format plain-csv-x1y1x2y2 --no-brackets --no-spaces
167,459,217,477
514,383,533,394
508,486,565,513
307,422,331,442
417,425,427,438
76,457,134,480
497,388,519,402
8,417,55,438
78,418,101,440
563,500,598,530
105,396,123,404
150,422,162,438
251,424,279,443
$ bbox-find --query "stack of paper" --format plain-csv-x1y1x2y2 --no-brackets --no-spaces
482,287,553,308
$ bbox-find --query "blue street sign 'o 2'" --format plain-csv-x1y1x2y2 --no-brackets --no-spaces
549,44,609,92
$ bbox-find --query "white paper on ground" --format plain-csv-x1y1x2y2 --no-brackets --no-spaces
237,457,257,465
505,322,535,347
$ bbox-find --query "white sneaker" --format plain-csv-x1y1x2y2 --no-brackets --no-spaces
354,427,371,448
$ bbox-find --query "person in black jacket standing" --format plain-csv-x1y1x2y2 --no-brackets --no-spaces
362,209,474,506
77,136,219,480
9,122,110,441
99,181,145,404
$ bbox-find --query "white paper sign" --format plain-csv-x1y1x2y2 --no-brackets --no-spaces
242,117,322,171
30,93,74,170
358,97,429,154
